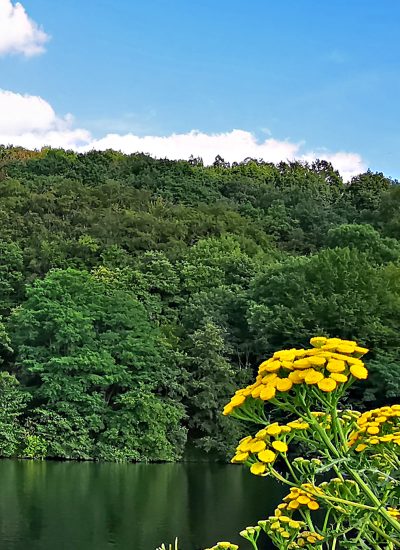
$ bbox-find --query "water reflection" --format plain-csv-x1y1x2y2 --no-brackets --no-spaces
0,460,284,550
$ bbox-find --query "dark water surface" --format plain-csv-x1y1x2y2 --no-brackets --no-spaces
0,460,284,550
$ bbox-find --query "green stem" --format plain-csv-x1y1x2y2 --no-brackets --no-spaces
346,467,400,537
282,455,300,484
370,522,400,548
322,508,332,532
364,532,384,550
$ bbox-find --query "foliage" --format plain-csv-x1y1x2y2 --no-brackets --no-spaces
0,372,29,457
9,268,186,461
0,146,399,461
211,337,400,549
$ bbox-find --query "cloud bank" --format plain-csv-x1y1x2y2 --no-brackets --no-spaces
0,89,366,180
0,0,49,56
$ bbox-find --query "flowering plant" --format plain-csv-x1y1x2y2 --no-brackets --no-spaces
206,337,400,550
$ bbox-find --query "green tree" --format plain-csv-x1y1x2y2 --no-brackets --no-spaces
10,268,186,460
183,321,249,457
248,248,400,357
326,223,400,264
0,372,29,457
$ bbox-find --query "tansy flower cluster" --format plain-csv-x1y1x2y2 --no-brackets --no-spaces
260,516,305,540
291,531,324,548
280,484,322,511
231,421,308,475
259,513,324,548
223,337,369,416
348,405,400,452
204,543,239,550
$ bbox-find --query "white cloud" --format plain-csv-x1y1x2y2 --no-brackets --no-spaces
86,129,301,165
0,0,49,56
301,151,366,182
0,89,91,148
0,89,366,180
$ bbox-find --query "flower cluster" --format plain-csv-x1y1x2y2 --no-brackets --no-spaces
204,543,239,550
223,338,369,416
348,405,400,451
206,337,400,550
259,514,324,548
231,421,308,475
280,484,322,511
292,531,324,548
256,485,324,548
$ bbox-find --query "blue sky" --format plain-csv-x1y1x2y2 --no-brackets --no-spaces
1,0,400,179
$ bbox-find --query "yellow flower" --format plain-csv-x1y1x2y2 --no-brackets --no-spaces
266,423,282,436
336,343,356,354
293,358,311,369
258,449,276,463
250,440,267,453
262,373,278,384
272,441,288,453
307,356,326,367
223,404,233,416
350,364,368,379
367,426,380,435
307,501,319,510
287,420,309,430
237,438,254,452
216,542,239,550
230,394,246,406
326,360,346,373
288,500,300,509
289,520,301,529
288,371,304,384
304,369,324,385
250,462,266,475
251,385,263,398
355,443,367,452
329,373,348,383
310,336,327,347
263,360,281,373
231,452,249,463
276,378,293,392
260,385,276,401
317,377,337,392
297,495,310,505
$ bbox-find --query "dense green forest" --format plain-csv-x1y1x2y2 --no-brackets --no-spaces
0,146,399,462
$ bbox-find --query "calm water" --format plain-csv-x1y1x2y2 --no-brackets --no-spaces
0,460,284,550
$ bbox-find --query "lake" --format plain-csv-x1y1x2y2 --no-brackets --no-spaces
0,460,284,550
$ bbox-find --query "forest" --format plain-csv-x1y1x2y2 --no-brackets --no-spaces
0,145,399,462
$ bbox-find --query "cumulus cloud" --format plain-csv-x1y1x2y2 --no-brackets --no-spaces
86,129,301,166
0,89,91,148
0,89,366,180
0,0,49,56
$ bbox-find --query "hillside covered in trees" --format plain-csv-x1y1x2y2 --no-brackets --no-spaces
0,146,399,462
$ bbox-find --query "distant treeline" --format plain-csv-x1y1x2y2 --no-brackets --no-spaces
0,146,399,461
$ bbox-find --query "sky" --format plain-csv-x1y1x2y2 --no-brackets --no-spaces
1,0,400,180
